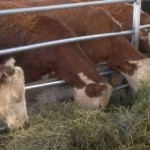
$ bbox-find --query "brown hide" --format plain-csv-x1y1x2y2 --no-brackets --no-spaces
99,3,150,30
72,0,150,53
0,1,104,89
102,3,150,52
97,3,150,53
11,0,145,75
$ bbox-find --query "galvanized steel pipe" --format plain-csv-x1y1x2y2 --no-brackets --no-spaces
132,0,141,48
0,30,134,55
0,0,134,15
25,70,117,90
140,24,150,29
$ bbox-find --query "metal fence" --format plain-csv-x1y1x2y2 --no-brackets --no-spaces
0,0,150,91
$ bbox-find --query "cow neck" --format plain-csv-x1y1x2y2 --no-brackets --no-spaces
53,44,104,89
104,37,144,75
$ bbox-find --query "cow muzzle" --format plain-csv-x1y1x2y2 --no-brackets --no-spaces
7,115,29,130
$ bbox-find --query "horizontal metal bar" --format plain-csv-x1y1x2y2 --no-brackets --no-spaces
25,80,65,90
114,84,129,90
100,70,116,76
140,24,150,29
26,77,129,90
25,70,117,90
0,0,134,15
26,79,129,90
0,30,133,55
0,24,149,56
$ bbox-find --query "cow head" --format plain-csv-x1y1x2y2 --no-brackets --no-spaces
123,58,150,93
0,58,29,129
73,73,113,109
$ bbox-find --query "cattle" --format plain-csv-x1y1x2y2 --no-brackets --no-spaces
71,0,150,53
0,58,29,129
11,0,150,93
0,1,113,110
98,2,150,53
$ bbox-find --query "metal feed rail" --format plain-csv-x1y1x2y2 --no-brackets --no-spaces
25,70,117,90
140,24,150,29
0,0,134,15
0,30,134,55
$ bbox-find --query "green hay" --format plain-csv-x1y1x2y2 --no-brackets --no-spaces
0,82,150,150
0,104,120,150
131,81,150,113
109,89,130,107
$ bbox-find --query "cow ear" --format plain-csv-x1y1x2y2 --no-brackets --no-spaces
4,57,15,67
128,60,139,66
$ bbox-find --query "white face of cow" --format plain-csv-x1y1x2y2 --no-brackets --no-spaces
123,58,150,93
0,58,29,129
73,73,113,109
73,83,113,109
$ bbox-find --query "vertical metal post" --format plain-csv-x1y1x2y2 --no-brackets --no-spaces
132,0,141,49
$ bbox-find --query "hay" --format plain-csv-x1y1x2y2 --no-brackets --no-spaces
0,82,150,150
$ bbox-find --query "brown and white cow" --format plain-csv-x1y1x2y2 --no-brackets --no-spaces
0,1,113,110
71,0,150,53
0,58,29,129
12,0,150,93
98,2,150,53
